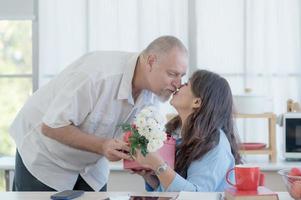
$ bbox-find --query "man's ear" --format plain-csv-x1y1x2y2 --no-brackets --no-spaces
146,54,157,72
192,98,201,109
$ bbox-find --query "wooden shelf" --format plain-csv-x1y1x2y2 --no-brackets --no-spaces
239,148,272,155
166,112,277,162
234,113,276,119
235,113,277,162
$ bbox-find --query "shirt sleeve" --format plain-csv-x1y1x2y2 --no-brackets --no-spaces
145,182,155,191
42,72,96,128
161,143,234,192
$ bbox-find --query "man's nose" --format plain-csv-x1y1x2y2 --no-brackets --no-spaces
172,78,181,89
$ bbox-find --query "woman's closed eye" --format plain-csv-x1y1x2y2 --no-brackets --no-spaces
178,82,188,89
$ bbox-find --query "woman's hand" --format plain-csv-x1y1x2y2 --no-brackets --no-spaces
133,149,165,171
133,149,176,190
131,169,159,189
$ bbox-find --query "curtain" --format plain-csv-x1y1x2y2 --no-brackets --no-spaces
88,0,188,52
39,0,188,84
38,0,188,114
38,0,87,86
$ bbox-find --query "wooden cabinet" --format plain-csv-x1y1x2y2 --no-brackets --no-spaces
235,113,277,162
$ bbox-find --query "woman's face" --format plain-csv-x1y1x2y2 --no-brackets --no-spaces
170,81,201,112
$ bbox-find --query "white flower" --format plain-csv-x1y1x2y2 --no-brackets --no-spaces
146,118,158,128
138,107,154,118
134,106,167,152
135,116,147,128
147,138,164,152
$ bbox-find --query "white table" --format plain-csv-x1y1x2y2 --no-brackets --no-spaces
0,156,14,191
0,191,295,200
0,192,177,200
0,156,297,194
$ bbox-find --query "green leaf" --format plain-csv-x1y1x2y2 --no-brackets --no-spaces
119,123,150,157
118,124,132,132
141,147,148,157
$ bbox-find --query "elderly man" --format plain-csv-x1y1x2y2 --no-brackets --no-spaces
10,36,188,191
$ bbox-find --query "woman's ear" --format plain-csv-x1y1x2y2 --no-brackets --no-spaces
192,98,201,109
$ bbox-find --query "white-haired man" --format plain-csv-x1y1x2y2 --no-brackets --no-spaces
10,36,188,191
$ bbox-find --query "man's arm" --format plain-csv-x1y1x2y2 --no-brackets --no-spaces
41,123,131,161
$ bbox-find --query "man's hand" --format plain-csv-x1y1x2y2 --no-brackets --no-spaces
41,123,132,161
100,138,132,161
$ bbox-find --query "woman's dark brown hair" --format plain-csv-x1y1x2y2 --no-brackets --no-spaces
165,70,242,178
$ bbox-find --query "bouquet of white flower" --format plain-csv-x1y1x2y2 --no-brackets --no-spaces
121,106,167,156
122,106,176,170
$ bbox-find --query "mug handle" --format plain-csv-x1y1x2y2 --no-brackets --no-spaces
259,173,265,186
226,168,236,187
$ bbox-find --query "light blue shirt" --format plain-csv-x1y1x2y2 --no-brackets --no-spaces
157,130,235,192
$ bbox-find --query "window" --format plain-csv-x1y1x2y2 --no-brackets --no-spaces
0,20,32,156
0,0,35,191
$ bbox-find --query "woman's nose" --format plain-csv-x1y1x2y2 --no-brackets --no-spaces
179,81,188,89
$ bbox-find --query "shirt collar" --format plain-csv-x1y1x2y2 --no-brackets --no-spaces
117,53,140,105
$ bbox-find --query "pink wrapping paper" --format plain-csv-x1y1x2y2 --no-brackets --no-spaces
123,136,176,170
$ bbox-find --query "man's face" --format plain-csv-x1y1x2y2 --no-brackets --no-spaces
146,48,188,102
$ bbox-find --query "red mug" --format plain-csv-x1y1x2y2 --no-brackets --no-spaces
226,165,265,191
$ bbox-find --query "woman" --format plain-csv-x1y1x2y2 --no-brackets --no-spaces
134,69,242,192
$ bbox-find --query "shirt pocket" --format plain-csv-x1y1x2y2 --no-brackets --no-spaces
88,113,116,138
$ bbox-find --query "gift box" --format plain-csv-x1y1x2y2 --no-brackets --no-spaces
123,136,176,170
